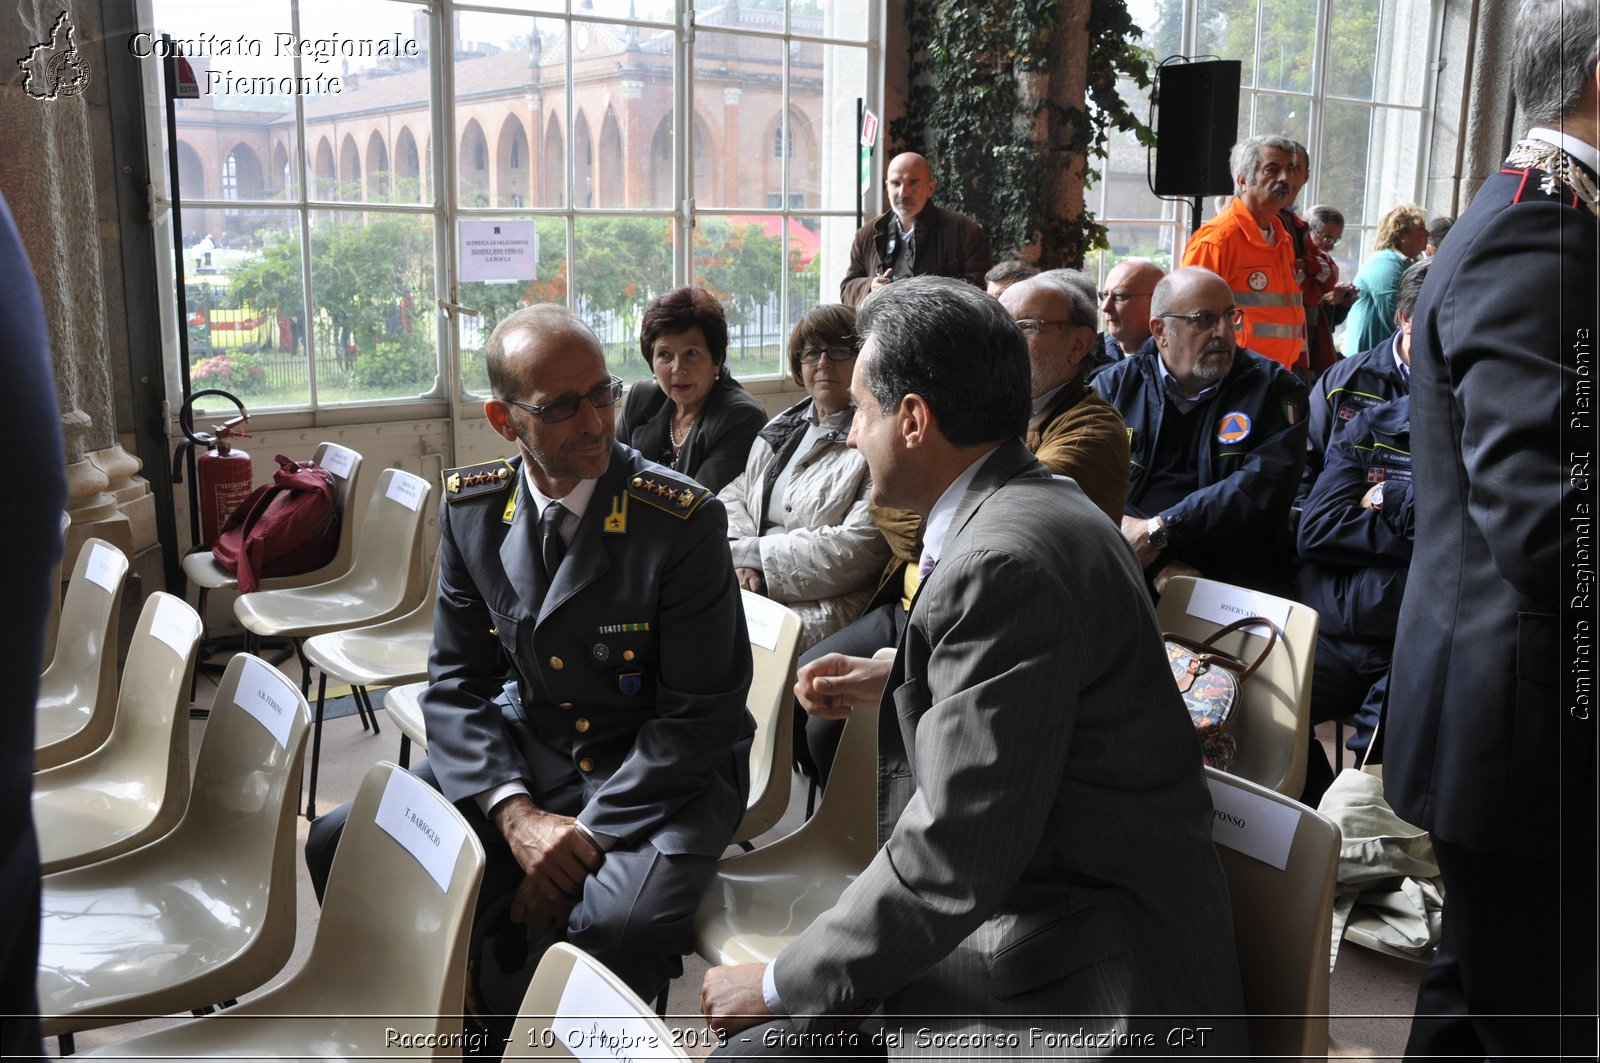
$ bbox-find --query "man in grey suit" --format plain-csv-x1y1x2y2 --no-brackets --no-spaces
308,305,753,1025
701,276,1245,1055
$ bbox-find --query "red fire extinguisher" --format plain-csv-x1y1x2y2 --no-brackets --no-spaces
179,390,253,549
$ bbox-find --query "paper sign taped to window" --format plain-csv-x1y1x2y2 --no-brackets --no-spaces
375,768,467,892
234,655,297,749
460,220,536,283
1185,580,1292,633
320,444,357,479
554,958,667,1062
85,542,125,593
1208,775,1301,871
150,596,198,659
387,472,425,511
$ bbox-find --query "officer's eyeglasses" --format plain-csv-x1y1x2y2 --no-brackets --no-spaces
1161,307,1246,332
1014,319,1076,336
1097,290,1153,305
798,343,858,364
503,377,624,424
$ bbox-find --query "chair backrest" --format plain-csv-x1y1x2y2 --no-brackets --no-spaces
42,510,70,665
335,467,433,617
305,762,485,1030
68,592,202,842
38,539,129,750
110,653,312,1012
309,441,364,580
732,591,801,844
797,700,879,866
506,943,690,1061
1205,767,1338,1057
1156,576,1318,796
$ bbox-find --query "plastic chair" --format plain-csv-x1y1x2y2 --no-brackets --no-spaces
32,592,203,875
182,441,365,603
381,680,429,769
732,591,802,848
505,943,691,1061
234,466,432,704
298,551,439,817
1205,767,1339,1058
1157,575,1319,797
75,762,486,1061
35,538,129,771
38,654,312,1040
694,699,880,966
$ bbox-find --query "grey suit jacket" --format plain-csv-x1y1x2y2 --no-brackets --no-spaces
421,444,754,856
773,440,1245,1049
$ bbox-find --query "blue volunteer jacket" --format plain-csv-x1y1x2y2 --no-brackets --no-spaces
1296,396,1413,642
1300,333,1409,501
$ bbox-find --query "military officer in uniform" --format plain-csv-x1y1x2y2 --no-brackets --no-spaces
306,304,754,1025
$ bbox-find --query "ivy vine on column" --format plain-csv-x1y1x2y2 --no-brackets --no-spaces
889,0,1156,269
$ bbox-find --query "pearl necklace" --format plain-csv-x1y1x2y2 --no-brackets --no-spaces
669,413,694,451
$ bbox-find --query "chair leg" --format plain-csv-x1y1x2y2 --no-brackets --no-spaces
1335,719,1345,772
355,685,380,735
58,1033,74,1056
805,778,818,819
307,671,328,820
244,630,260,656
190,586,210,700
294,639,312,699
654,987,668,1019
399,733,411,769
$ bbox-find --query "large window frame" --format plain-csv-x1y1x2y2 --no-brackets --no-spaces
145,0,885,423
1086,0,1438,287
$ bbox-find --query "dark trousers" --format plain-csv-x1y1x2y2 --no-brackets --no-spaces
305,759,714,1008
793,602,907,788
1404,838,1583,1060
1302,636,1390,807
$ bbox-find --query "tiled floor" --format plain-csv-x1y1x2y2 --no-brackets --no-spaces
52,668,1425,1059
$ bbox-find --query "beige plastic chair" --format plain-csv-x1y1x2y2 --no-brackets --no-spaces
76,761,486,1062
234,467,432,705
32,592,203,875
732,591,801,847
1157,575,1319,797
384,680,430,769
35,538,129,771
694,699,880,965
38,653,311,1040
1205,767,1339,1058
298,551,439,816
505,943,691,1061
182,441,365,601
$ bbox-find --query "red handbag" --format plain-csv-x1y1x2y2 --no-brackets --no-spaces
1163,617,1281,771
212,454,340,593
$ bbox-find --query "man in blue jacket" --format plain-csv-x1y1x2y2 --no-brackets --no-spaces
1094,267,1308,598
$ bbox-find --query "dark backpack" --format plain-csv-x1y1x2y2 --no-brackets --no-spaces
213,454,340,593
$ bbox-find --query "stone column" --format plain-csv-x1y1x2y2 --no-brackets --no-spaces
0,1,157,572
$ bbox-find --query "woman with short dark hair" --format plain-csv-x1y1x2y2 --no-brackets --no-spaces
616,286,767,492
721,303,888,650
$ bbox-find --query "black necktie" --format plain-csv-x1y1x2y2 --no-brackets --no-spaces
539,502,567,580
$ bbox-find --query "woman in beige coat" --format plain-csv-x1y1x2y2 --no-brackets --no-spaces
722,305,889,651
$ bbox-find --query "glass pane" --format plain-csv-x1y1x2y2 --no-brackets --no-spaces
692,215,790,379
797,43,871,212
308,210,439,403
459,217,570,396
693,30,789,209
788,213,828,333
1318,99,1372,228
184,210,307,411
1251,91,1311,143
1325,0,1381,100
814,1,873,42
453,12,566,208
1256,0,1316,94
1196,0,1259,89
1370,0,1433,106
571,215,673,384
1095,220,1180,278
588,0,676,22
151,0,301,208
1139,0,1182,60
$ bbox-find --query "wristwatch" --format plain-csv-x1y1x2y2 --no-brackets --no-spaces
1146,516,1169,552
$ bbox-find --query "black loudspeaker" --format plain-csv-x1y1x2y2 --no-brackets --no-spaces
1153,60,1242,197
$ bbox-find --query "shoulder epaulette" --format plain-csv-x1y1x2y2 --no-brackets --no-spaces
626,468,709,519
442,458,515,503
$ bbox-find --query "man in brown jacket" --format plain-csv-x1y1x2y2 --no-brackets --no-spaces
840,152,992,308
798,273,1128,783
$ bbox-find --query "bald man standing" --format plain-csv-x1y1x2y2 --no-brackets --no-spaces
840,151,992,307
